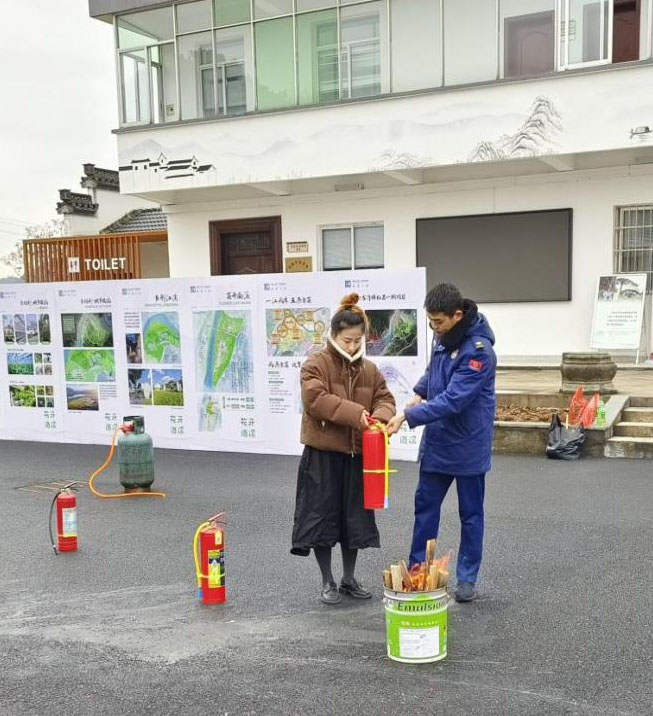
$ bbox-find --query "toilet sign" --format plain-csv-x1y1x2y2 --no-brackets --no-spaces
67,256,128,274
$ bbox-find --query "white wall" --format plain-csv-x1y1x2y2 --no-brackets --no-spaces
140,240,170,277
163,165,653,358
117,64,653,192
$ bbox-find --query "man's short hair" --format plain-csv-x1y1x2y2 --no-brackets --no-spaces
424,283,464,316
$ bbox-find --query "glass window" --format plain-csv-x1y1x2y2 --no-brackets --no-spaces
322,225,384,270
150,44,178,123
176,1,212,34
216,26,253,114
178,32,216,120
120,49,150,123
354,225,384,268
340,2,389,99
561,0,611,67
255,18,296,110
614,205,653,291
118,8,173,48
443,0,498,85
322,228,352,270
214,0,251,27
297,0,336,11
297,10,339,105
391,0,442,92
254,0,294,20
500,0,555,78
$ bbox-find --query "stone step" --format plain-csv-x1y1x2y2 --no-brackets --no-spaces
614,422,653,438
621,407,653,423
629,396,653,408
604,436,653,459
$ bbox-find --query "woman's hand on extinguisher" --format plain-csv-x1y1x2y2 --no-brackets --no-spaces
359,409,371,430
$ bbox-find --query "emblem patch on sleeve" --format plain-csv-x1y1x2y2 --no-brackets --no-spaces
468,359,483,372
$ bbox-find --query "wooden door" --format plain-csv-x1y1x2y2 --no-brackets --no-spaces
209,217,282,275
504,11,555,78
613,0,640,63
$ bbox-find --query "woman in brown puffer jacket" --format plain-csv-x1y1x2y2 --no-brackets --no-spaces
291,293,396,604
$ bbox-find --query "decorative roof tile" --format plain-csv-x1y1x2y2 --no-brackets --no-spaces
101,208,167,234
56,189,99,216
81,163,120,191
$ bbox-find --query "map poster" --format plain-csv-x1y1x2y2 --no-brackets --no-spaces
259,268,427,459
261,273,334,455
185,276,262,451
332,269,427,461
56,283,123,441
590,273,647,350
118,281,188,442
0,284,61,437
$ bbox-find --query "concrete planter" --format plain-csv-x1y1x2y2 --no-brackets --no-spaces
493,392,627,457
560,352,617,394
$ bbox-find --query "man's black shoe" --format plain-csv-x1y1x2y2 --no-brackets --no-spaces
454,582,476,602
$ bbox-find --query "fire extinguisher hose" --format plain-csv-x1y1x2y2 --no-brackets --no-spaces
48,491,60,555
88,427,166,500
193,521,211,589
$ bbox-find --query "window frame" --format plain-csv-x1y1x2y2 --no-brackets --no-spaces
319,222,385,271
557,0,615,71
614,204,653,292
112,0,651,129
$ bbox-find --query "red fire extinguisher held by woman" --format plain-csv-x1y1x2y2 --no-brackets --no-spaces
49,482,80,554
362,419,396,510
193,512,226,605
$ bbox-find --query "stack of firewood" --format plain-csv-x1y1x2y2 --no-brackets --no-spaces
382,539,450,592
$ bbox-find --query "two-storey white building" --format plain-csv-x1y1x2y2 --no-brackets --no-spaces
89,0,653,358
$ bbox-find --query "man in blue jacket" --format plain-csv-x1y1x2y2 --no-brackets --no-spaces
387,283,496,603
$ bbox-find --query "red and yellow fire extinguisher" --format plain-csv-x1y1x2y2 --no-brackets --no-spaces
193,512,226,605
49,482,80,554
362,419,396,510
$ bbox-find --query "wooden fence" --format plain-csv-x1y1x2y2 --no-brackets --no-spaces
23,231,167,283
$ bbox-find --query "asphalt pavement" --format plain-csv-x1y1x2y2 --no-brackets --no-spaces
0,441,651,716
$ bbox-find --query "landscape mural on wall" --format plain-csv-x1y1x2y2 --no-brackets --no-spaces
117,66,653,193
466,96,563,162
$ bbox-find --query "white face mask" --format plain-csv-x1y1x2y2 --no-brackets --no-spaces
328,335,365,363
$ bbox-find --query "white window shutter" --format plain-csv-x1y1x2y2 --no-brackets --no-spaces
322,228,352,269
354,225,384,268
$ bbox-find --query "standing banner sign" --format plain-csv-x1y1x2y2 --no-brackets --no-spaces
0,269,427,460
589,274,647,350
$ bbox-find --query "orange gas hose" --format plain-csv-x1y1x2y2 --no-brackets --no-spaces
88,427,166,499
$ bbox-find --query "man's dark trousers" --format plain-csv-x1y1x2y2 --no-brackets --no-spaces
409,469,485,585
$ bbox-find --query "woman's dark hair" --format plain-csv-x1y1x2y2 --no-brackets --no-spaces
330,293,368,335
424,283,464,316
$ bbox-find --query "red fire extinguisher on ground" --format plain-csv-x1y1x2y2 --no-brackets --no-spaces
362,419,396,510
49,482,80,554
193,513,226,605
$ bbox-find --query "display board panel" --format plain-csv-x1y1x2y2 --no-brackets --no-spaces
0,269,427,460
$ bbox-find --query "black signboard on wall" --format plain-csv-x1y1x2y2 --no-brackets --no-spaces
416,209,572,303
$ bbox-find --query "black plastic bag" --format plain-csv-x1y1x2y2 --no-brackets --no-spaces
546,413,585,460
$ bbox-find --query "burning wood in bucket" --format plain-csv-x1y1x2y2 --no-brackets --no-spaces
382,540,452,592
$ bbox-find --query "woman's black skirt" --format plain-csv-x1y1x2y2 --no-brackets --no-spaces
291,446,380,556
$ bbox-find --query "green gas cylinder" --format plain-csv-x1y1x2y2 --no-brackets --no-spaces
118,415,155,491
